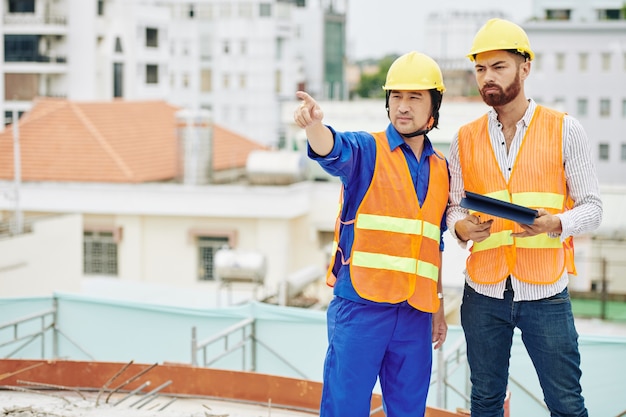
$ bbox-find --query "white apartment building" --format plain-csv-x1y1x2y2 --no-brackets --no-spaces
1,0,347,147
421,2,626,185
523,0,626,185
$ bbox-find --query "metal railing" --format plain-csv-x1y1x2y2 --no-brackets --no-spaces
0,308,56,359
431,336,549,413
0,300,95,361
3,14,67,25
191,317,309,379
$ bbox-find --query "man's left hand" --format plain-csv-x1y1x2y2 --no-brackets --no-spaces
432,305,447,350
511,208,562,237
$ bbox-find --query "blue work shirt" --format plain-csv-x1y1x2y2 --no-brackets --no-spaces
308,123,449,306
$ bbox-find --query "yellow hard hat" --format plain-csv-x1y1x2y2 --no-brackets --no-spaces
467,18,534,62
382,51,446,92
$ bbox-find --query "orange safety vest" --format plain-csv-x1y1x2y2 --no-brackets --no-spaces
326,131,449,312
458,105,576,285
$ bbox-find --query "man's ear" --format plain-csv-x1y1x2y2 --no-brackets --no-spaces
520,60,531,81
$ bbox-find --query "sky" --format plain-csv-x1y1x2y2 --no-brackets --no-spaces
345,0,534,60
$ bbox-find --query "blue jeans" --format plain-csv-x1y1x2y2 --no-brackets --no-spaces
460,282,588,417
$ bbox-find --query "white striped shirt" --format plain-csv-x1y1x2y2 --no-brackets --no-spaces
447,99,603,301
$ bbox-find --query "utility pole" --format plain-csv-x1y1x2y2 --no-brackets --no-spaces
12,109,23,235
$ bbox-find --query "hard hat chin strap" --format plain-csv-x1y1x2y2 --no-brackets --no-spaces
400,116,435,138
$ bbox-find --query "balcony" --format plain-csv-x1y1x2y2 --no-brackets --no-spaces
3,13,66,26
5,53,66,64
3,13,67,37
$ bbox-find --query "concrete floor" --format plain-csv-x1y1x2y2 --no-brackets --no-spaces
0,390,317,417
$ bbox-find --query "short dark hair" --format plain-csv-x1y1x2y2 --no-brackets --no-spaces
506,49,530,61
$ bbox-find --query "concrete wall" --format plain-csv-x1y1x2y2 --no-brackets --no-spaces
0,214,83,296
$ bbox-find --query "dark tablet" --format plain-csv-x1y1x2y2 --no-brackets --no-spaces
460,191,539,224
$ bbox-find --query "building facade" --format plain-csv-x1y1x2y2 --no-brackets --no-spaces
1,0,347,147
523,0,626,185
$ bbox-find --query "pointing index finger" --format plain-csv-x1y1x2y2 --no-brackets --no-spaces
296,91,313,106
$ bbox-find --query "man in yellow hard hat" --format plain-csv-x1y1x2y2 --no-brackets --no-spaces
294,51,449,417
447,18,602,417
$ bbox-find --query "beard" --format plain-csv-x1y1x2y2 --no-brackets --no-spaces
480,70,521,107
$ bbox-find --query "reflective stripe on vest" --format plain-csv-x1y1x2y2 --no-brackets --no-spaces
330,131,448,312
353,214,440,282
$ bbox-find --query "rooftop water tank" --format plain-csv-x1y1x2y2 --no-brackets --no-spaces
214,248,266,284
245,150,308,185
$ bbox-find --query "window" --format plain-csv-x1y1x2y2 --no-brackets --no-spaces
113,62,123,97
84,230,120,275
223,73,230,88
197,236,230,281
182,73,190,88
146,64,158,84
578,53,588,72
223,41,230,54
146,28,158,48
553,97,565,111
259,3,272,17
8,0,35,13
555,53,565,71
219,3,232,18
577,98,588,116
97,0,104,16
600,98,610,117
534,53,542,71
546,9,571,20
201,69,212,92
4,35,39,62
114,37,123,53
197,4,214,19
240,40,247,55
275,69,282,93
239,74,246,88
276,37,284,60
4,110,24,125
598,9,622,20
599,143,609,161
622,144,626,161
622,99,626,117
601,53,611,71
239,3,253,18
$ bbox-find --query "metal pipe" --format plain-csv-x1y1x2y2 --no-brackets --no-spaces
12,109,23,235
105,363,158,403
112,380,150,406
129,380,172,409
97,360,134,406
17,379,86,400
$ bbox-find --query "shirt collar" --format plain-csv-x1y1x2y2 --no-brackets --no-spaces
487,98,536,128
385,123,435,157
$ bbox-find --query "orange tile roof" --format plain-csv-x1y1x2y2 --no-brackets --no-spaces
212,124,267,171
0,98,266,183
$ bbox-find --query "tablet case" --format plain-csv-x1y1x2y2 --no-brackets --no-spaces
460,191,538,224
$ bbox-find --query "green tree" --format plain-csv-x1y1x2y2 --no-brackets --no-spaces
353,55,397,99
